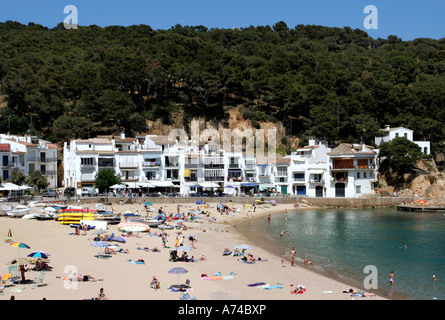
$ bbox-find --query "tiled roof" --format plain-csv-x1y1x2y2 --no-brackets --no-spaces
328,143,376,156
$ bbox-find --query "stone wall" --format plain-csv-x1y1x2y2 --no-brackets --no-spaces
75,196,412,208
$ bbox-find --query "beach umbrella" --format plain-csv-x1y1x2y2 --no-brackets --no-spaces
27,251,48,259
144,202,153,206
168,267,188,285
110,236,126,243
176,245,193,252
9,242,30,261
92,230,108,235
196,200,203,205
91,241,110,254
7,229,12,238
30,250,51,257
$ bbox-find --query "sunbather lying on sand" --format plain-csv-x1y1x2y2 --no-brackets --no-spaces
343,288,376,297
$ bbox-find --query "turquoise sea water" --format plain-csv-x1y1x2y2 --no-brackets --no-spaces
238,208,445,300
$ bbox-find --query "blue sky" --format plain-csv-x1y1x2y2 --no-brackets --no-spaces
0,0,443,40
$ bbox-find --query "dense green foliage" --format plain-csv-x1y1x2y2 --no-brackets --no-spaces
94,169,121,193
378,137,424,173
0,21,444,153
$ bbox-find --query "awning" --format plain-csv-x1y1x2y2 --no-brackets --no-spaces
184,169,191,177
228,168,242,171
149,181,175,187
259,183,276,190
309,169,325,174
199,182,219,188
138,182,154,188
241,183,259,187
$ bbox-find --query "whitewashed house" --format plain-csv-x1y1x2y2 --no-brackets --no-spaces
375,125,430,154
0,134,58,188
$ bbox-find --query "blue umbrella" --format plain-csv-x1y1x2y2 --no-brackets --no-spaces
27,251,49,259
110,236,126,243
144,202,153,206
91,241,110,254
196,200,203,205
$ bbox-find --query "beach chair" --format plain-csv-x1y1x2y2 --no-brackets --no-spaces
7,265,19,283
1,273,11,291
34,271,46,287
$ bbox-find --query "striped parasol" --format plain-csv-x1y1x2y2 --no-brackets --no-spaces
168,267,188,285
9,242,30,262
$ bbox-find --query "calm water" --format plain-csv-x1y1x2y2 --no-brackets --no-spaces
238,208,445,300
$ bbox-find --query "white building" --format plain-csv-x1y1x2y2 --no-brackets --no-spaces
327,143,378,198
375,125,430,154
63,132,379,198
0,134,58,188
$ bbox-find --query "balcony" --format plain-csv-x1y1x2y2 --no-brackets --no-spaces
229,163,240,169
331,165,375,170
204,176,224,181
119,161,139,169
142,161,160,167
309,179,324,184
204,163,224,169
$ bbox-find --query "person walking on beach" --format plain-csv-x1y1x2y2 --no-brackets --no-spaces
290,248,295,265
281,252,285,266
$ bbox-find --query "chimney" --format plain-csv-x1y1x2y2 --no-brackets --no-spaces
384,125,390,131
120,131,125,139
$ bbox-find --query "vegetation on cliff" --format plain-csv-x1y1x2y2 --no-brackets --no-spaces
0,21,444,157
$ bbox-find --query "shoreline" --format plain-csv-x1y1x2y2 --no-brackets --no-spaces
230,206,397,300
0,201,387,300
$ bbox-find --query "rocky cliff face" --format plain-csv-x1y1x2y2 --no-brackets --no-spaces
145,107,294,147
380,159,445,204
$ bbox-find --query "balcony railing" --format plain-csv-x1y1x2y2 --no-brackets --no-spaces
142,161,161,167
204,176,224,181
119,162,139,168
331,165,375,170
204,164,224,169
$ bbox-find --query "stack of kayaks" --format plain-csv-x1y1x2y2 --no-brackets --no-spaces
57,208,97,225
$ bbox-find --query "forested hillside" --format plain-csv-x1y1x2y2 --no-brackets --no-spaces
0,21,444,154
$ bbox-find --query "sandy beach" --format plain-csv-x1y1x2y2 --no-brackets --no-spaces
0,200,386,300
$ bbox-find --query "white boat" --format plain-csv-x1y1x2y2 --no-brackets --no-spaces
146,218,164,227
158,223,174,230
27,201,45,208
7,206,30,218
35,213,55,221
22,213,37,220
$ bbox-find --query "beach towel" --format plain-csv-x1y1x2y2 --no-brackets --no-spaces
127,259,145,264
247,282,266,287
263,285,283,290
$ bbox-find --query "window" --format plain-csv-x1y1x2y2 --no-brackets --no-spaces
357,172,361,179
356,185,361,194
363,172,367,178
